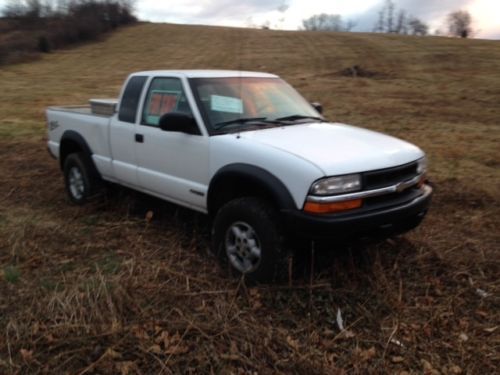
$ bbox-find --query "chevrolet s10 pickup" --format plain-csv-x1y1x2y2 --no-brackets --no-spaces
46,70,432,281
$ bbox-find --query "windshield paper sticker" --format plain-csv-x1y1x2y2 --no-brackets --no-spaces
211,95,243,114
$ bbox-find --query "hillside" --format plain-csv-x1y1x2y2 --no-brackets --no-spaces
0,23,499,373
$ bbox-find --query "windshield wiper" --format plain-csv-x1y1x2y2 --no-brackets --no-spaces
274,114,324,122
214,117,268,129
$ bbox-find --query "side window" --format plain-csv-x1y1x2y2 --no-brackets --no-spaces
118,76,147,123
142,77,193,126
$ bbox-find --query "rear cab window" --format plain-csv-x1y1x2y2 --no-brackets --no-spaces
118,75,147,123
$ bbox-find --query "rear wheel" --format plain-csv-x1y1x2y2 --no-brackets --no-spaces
63,152,100,205
212,197,286,283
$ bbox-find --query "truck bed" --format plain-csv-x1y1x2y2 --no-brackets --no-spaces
46,102,114,164
48,98,118,117
48,105,98,116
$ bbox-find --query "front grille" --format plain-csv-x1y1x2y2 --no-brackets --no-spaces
364,188,422,210
344,161,423,214
363,161,418,190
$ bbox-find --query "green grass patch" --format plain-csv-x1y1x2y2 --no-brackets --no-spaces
3,265,21,284
94,253,122,275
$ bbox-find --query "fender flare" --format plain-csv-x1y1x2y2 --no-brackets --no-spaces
59,130,96,172
207,163,296,214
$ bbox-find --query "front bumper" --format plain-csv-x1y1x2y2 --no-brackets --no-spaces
282,184,433,239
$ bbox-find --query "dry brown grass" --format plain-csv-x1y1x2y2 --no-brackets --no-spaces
0,23,499,373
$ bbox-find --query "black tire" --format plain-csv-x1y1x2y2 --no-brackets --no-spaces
63,152,101,205
211,197,286,283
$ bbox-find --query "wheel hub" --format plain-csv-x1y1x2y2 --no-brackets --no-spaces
68,166,85,200
225,221,261,273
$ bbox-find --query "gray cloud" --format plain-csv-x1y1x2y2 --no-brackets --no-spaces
139,0,289,24
193,0,288,19
397,0,473,19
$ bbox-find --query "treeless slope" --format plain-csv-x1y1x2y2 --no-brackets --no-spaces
0,23,499,373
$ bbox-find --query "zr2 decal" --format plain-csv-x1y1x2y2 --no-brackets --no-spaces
49,120,59,131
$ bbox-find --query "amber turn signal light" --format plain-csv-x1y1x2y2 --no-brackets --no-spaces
304,199,362,214
418,174,427,188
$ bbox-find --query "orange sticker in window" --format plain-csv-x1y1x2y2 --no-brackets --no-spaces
149,93,162,115
149,92,178,116
160,94,177,114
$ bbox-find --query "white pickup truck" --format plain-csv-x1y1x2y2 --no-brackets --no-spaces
47,70,432,281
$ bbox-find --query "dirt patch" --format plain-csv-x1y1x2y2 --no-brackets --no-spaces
338,65,388,78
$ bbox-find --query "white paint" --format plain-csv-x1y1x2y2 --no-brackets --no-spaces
47,69,426,212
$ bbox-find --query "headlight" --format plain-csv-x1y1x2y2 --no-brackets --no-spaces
417,157,427,175
310,174,361,196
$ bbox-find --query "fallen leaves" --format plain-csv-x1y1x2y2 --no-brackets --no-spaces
420,359,440,375
148,344,162,355
339,329,356,339
475,288,490,298
359,346,376,362
391,356,405,364
448,364,463,374
154,331,189,355
286,335,300,352
19,348,33,363
248,288,263,310
115,361,138,375
104,348,122,359
458,333,469,342
483,326,498,333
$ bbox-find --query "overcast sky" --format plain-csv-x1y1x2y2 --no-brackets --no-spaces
1,0,499,38
135,0,499,39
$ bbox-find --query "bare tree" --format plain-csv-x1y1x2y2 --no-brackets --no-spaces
395,10,408,34
374,8,385,32
302,14,352,32
375,0,397,33
386,0,395,33
345,19,356,32
408,17,428,36
373,1,429,37
2,0,50,24
2,0,26,18
447,10,473,38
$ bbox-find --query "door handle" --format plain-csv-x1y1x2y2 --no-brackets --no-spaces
135,134,144,143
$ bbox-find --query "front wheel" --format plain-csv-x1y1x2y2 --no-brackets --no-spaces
211,197,286,283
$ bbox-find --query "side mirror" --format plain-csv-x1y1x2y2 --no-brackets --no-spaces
159,112,200,135
311,102,323,115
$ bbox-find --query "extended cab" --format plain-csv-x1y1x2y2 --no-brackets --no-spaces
47,70,432,281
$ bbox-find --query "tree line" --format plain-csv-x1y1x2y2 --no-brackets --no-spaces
0,0,137,64
302,0,474,38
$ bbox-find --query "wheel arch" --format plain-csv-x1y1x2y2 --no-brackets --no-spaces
207,163,296,216
59,130,94,170
59,130,102,181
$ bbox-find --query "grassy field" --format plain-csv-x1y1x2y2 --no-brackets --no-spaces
0,22,499,373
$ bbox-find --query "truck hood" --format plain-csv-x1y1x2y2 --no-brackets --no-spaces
237,122,424,176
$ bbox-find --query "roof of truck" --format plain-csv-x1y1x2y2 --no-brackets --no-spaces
132,70,279,78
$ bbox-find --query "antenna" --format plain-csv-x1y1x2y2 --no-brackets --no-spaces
237,27,244,123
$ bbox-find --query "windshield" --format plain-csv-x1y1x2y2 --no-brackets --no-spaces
189,77,322,133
